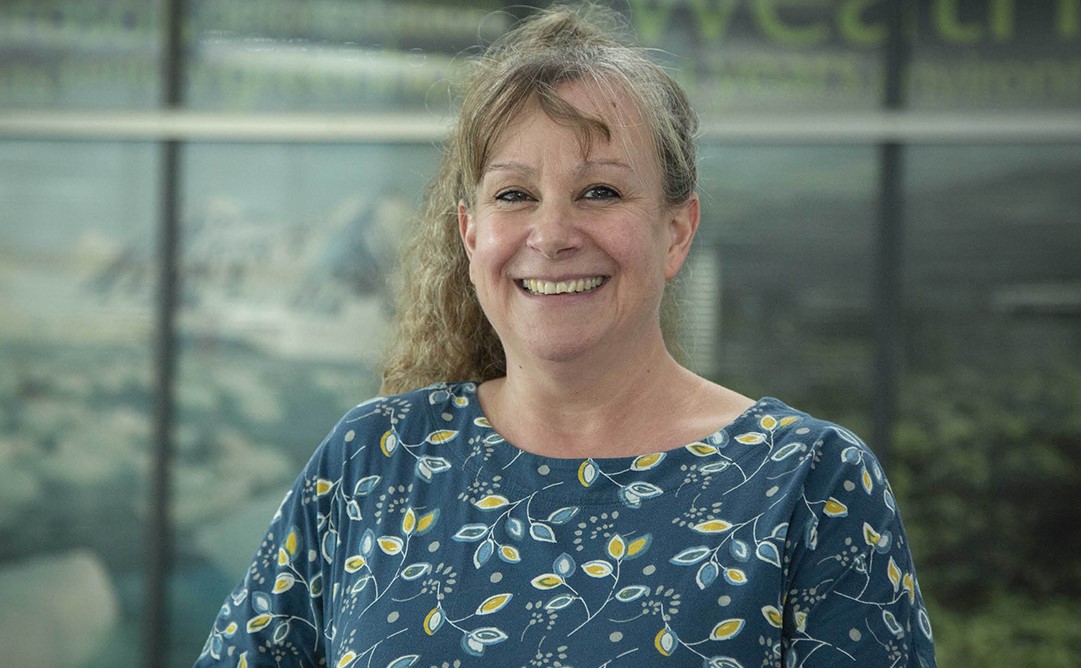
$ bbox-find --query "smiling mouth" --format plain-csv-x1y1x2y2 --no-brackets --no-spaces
519,277,606,296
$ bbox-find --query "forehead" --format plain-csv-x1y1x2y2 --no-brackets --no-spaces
487,79,658,172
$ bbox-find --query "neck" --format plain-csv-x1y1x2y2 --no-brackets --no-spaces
483,334,707,458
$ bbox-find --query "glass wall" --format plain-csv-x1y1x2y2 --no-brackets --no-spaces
2,1,1079,667
0,140,158,666
166,142,437,663
897,144,1081,666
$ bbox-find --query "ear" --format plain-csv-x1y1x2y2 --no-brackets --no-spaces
664,193,700,280
458,200,475,261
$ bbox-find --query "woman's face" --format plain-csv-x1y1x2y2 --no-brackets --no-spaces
458,80,699,368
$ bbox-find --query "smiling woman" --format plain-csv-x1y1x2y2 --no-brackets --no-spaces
193,4,937,667
456,79,698,387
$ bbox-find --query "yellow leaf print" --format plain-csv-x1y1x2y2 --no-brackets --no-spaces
823,498,848,517
862,468,874,494
416,511,438,534
864,522,882,547
238,653,248,668
626,535,650,558
315,479,334,496
631,453,665,471
284,530,298,556
378,536,404,555
903,573,916,603
686,442,719,457
724,568,748,585
272,573,295,594
224,621,238,637
735,432,767,445
531,573,565,590
246,613,273,632
500,545,521,562
760,415,778,430
474,494,510,510
607,534,626,560
423,607,444,635
277,548,290,566
426,430,458,444
577,460,599,487
476,593,512,615
692,519,733,534
795,611,808,633
379,430,397,457
582,560,615,577
762,605,783,628
779,416,800,427
336,651,357,668
654,628,677,656
710,618,745,640
344,556,367,573
402,508,417,535
888,557,902,592
454,396,469,407
473,417,491,428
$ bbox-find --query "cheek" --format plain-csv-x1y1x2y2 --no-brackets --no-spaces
474,222,519,270
467,236,504,288
613,224,668,271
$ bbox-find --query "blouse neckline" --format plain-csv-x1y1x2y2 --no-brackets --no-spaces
424,383,796,506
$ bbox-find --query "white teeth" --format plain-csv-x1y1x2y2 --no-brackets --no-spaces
522,277,604,295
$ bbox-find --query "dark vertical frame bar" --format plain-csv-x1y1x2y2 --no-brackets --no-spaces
145,0,184,664
872,0,910,466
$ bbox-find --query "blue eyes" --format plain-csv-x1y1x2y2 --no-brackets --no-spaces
582,185,620,199
494,186,621,202
495,189,532,202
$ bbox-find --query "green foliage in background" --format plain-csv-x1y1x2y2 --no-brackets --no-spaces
891,363,1081,666
929,597,1081,668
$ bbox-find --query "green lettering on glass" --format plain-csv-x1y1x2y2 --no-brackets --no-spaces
989,0,1016,42
837,0,885,47
1059,0,1081,39
934,0,982,45
687,0,742,43
754,0,831,47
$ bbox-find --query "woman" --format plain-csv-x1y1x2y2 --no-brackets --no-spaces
196,5,936,667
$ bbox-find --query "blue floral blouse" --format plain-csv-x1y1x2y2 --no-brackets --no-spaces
195,382,936,668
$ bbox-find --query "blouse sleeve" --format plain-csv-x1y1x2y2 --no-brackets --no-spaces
781,424,936,668
193,422,344,667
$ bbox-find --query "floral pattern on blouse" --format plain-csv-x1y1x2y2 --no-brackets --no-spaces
194,382,936,668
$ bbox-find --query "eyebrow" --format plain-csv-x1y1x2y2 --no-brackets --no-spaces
483,158,633,177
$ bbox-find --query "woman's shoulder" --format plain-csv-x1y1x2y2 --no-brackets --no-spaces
322,381,481,447
750,397,876,454
302,381,481,479
337,381,479,421
749,398,897,518
746,397,886,481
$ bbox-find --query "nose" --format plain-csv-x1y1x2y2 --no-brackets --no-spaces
526,200,582,259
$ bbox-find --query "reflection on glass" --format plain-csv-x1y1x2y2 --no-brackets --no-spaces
0,140,158,666
169,142,439,664
898,146,1081,666
0,0,162,110
907,1,1081,110
183,0,508,112
697,145,878,434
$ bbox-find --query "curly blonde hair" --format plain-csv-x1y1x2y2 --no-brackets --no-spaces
380,3,699,394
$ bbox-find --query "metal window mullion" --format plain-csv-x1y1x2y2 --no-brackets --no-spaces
871,0,910,469
145,0,184,664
